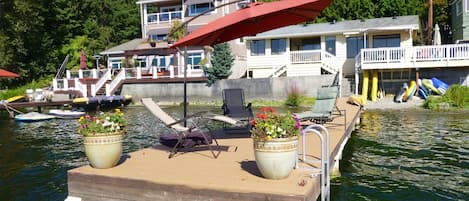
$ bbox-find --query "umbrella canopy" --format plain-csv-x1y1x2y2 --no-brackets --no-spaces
433,24,441,45
0,69,20,78
171,0,333,48
80,50,87,70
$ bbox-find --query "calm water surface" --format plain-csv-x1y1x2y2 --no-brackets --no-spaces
331,110,469,201
0,107,468,200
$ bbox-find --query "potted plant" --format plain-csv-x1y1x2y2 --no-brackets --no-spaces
250,107,301,179
78,108,127,169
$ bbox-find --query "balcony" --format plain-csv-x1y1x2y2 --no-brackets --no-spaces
147,10,183,24
358,44,469,70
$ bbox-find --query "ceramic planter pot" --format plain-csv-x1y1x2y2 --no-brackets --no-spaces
253,136,298,179
83,131,124,169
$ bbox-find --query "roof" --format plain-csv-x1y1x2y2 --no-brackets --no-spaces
100,38,171,55
246,15,420,40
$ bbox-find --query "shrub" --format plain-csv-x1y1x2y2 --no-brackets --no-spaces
443,85,469,108
284,83,303,107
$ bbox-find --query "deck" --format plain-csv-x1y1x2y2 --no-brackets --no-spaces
67,98,361,201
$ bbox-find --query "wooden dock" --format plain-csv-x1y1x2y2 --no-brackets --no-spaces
67,98,361,201
0,100,73,111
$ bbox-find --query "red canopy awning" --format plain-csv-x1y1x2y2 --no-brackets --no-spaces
171,0,333,48
0,69,20,78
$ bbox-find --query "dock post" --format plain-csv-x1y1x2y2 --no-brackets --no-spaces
371,70,378,101
361,70,369,104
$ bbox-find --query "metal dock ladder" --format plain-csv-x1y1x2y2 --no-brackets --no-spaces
296,124,330,201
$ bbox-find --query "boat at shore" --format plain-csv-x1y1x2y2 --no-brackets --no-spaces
48,109,85,119
15,112,56,123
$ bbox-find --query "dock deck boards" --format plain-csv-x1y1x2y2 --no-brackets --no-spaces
67,98,361,201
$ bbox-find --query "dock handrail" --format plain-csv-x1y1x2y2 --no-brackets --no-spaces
298,124,330,201
55,55,69,79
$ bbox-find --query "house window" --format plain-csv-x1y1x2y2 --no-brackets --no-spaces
187,52,203,70
250,40,265,56
135,58,147,68
301,38,320,50
457,0,462,15
110,59,122,69
189,2,215,16
160,6,182,21
325,36,336,55
346,37,367,58
150,34,167,41
373,35,400,48
271,39,286,55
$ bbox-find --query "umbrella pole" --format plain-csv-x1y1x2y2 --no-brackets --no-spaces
184,47,188,127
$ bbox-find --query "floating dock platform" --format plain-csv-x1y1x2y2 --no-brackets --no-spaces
67,98,361,201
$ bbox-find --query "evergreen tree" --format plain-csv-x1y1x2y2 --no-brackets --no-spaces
203,43,233,86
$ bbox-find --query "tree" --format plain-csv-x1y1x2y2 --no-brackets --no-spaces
168,20,186,43
202,43,233,86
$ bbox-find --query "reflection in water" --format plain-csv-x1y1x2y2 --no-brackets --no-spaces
1,108,468,200
332,110,469,201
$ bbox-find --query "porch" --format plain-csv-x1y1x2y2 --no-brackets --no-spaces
247,50,339,78
357,43,469,70
52,66,206,98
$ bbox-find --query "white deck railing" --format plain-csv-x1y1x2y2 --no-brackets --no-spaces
290,50,322,64
360,44,469,68
147,11,183,24
91,69,111,97
107,69,126,96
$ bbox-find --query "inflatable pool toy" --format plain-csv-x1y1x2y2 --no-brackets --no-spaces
394,83,408,103
403,81,416,102
422,79,441,95
431,77,449,95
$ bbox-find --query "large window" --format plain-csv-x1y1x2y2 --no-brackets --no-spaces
373,35,400,48
325,36,336,55
346,37,367,58
271,39,286,55
189,2,215,16
187,52,203,70
110,59,122,69
301,38,320,50
135,58,147,68
150,34,167,41
250,40,265,56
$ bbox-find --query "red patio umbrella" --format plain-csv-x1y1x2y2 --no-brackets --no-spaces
0,69,20,78
171,0,333,48
170,0,332,125
80,49,87,70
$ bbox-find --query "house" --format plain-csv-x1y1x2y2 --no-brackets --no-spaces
100,0,250,79
245,15,469,99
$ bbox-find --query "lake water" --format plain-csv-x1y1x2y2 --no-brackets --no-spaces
0,107,468,200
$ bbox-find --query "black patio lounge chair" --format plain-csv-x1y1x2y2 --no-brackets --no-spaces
221,88,253,120
141,98,242,159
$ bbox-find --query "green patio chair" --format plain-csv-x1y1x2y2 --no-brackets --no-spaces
295,86,346,128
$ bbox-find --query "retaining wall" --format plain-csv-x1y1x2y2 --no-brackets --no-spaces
121,75,335,103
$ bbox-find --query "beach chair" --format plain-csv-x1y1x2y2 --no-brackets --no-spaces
221,88,253,120
295,86,346,128
141,98,241,159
